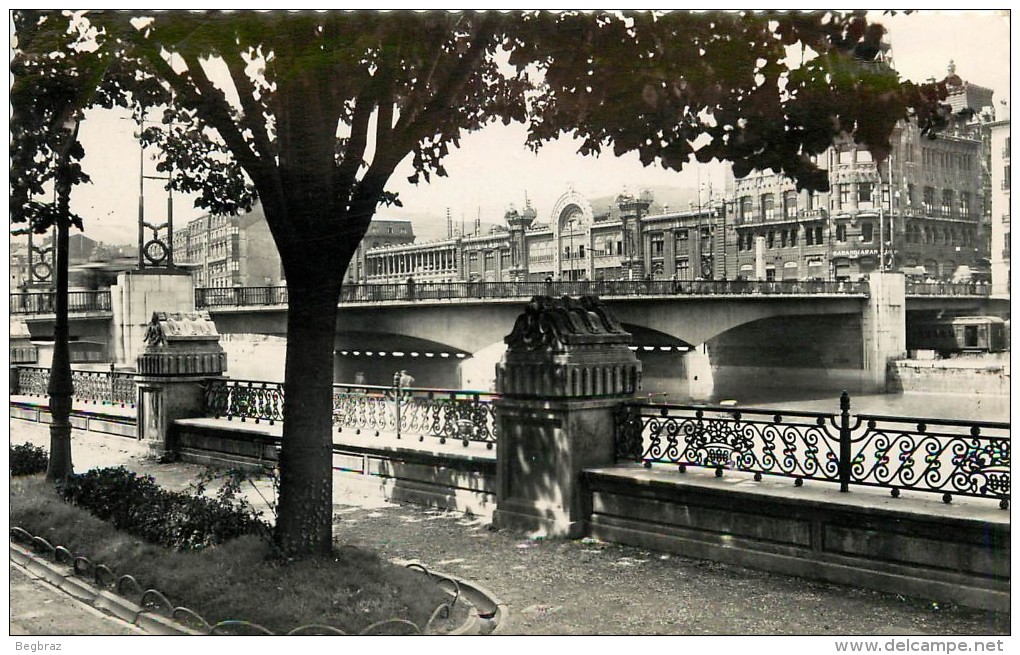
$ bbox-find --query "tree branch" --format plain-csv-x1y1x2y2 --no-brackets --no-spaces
220,47,276,166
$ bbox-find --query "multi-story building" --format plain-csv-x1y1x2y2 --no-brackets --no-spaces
344,218,416,284
174,203,283,287
727,118,983,282
359,189,723,284
988,115,1010,296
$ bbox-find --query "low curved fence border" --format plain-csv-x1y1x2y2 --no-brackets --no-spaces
10,525,467,635
203,379,498,448
615,391,1009,508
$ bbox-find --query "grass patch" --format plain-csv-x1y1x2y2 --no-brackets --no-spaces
10,475,454,634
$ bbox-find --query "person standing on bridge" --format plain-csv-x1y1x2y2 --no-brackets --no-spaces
406,275,416,300
397,369,415,392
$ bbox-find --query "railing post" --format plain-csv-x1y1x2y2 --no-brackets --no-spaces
393,370,402,439
839,390,851,492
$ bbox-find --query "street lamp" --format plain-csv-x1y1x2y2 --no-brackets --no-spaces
46,110,82,481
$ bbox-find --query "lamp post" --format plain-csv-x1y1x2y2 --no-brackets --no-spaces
46,110,81,481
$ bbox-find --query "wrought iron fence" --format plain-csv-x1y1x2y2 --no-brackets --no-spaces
204,379,285,424
905,281,989,297
195,279,872,309
9,290,113,315
11,366,136,408
615,392,1009,507
203,379,499,448
332,384,498,448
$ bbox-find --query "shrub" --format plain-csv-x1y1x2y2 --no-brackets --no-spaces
58,466,270,550
10,443,48,476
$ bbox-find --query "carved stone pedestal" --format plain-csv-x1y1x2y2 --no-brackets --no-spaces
493,296,639,537
135,312,226,459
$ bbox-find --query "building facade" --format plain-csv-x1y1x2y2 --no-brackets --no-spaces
728,121,983,282
988,118,1010,296
174,203,283,287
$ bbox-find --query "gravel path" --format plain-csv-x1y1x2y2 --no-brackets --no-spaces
333,501,1008,636
10,423,1009,636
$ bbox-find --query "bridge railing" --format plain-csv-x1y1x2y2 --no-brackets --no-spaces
9,290,113,315
203,378,499,448
194,279,873,309
615,392,1009,507
905,281,990,297
11,365,137,408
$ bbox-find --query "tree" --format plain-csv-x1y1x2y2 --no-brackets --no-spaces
10,9,948,556
10,10,109,481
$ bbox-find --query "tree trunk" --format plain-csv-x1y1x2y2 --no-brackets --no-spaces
274,270,343,557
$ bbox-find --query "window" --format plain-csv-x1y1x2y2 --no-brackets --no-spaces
790,228,797,247
940,189,953,216
860,222,874,243
783,190,798,218
578,245,585,259
780,230,787,247
761,193,775,220
959,192,971,217
923,187,935,213
767,230,775,248
836,224,847,242
675,230,690,255
740,196,754,222
906,183,914,207
858,182,873,205
651,232,664,257
676,258,690,279
839,184,850,208
805,226,814,246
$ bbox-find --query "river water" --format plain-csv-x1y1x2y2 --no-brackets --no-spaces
713,389,1010,423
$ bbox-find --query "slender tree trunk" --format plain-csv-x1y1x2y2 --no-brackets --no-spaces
274,268,343,557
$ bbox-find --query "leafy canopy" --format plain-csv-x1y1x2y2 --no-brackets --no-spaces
11,10,949,239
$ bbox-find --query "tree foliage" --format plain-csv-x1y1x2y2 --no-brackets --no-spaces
10,9,951,556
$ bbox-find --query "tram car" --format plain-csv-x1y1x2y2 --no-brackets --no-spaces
907,316,1008,354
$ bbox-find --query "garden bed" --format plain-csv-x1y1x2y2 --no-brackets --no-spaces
10,472,469,634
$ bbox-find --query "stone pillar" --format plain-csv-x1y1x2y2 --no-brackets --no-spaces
110,269,194,368
134,311,226,459
493,295,641,538
861,272,906,392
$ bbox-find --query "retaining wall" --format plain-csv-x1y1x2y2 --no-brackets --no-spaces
888,358,1010,395
10,399,136,439
172,418,497,519
584,464,1009,613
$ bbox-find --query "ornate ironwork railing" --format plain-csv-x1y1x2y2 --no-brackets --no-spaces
615,392,1009,508
11,366,136,408
195,279,873,309
905,281,990,297
9,290,113,315
204,379,285,425
332,384,498,448
203,379,499,448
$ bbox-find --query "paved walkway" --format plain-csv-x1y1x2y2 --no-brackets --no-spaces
8,421,1010,636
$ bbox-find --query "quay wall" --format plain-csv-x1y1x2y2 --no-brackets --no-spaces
888,355,1010,395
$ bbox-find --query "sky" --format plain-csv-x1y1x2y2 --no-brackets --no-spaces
19,9,1012,247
